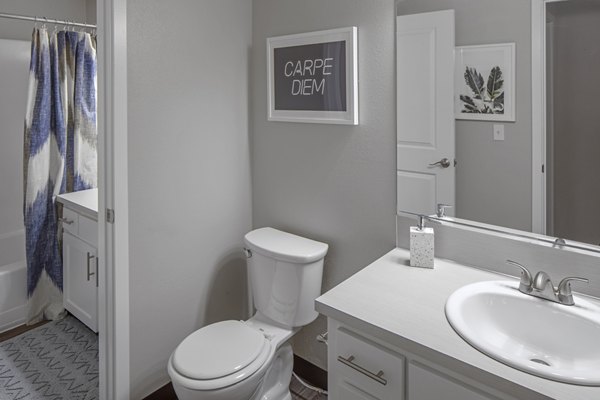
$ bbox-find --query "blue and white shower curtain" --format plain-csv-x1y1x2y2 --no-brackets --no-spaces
23,28,97,323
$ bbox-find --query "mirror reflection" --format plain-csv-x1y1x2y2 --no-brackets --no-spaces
396,0,600,247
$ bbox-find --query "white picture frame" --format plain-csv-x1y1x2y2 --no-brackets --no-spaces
267,27,358,125
455,43,516,122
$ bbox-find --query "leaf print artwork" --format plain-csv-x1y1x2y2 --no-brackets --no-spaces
460,65,505,114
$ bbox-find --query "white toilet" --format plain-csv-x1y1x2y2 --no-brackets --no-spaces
168,227,328,400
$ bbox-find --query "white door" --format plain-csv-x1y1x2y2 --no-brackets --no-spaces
397,10,455,216
63,232,98,332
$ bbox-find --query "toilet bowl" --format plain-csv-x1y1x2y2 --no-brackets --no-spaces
168,228,328,400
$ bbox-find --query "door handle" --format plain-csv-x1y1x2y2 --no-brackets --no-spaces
87,252,96,282
429,158,451,168
337,355,388,386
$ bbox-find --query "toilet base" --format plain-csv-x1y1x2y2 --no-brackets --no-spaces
255,342,294,400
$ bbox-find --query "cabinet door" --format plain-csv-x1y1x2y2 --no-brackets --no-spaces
63,232,98,332
408,362,500,400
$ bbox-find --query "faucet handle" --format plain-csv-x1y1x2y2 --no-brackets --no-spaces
436,203,453,218
506,260,533,293
557,277,589,305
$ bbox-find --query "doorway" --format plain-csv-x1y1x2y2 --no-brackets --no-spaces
532,0,600,245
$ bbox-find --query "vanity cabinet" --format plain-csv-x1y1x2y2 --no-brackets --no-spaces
328,319,514,400
60,203,98,332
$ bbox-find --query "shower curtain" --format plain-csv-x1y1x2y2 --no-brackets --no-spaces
23,27,97,324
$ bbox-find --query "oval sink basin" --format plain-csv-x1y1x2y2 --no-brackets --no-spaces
445,280,600,386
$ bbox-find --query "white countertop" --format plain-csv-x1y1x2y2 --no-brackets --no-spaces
56,188,98,220
315,248,600,400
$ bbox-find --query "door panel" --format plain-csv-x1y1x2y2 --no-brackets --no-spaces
397,10,455,216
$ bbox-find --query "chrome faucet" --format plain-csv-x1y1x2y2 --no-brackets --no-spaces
506,260,589,306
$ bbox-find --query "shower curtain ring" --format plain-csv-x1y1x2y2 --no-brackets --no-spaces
43,16,48,30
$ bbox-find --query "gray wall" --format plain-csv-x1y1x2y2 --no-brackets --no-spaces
127,0,252,397
549,2,600,245
85,0,96,25
397,0,533,231
252,0,397,370
0,0,92,40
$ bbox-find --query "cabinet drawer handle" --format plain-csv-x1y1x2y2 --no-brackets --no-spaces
87,253,96,281
58,217,74,225
337,355,388,386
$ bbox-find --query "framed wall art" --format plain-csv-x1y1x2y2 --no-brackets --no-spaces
267,27,358,125
455,43,516,122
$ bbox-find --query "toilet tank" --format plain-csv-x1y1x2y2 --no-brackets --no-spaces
244,227,328,329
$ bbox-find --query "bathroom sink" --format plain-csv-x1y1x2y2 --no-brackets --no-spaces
445,280,600,385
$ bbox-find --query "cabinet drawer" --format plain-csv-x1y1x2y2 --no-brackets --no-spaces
78,214,97,245
334,327,405,399
61,207,79,235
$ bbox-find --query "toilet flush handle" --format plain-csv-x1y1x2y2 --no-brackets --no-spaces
243,248,252,258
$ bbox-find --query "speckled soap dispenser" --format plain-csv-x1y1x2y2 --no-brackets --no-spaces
410,215,434,269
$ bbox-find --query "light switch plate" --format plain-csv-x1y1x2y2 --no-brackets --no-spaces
493,124,505,141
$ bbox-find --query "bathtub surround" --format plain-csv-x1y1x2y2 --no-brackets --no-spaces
24,27,97,324
0,38,29,333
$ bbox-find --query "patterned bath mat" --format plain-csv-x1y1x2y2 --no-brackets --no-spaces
0,316,98,400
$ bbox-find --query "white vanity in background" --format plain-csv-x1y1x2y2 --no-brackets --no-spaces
56,188,98,332
316,248,600,400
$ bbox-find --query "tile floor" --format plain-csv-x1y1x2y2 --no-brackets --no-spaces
2,322,325,400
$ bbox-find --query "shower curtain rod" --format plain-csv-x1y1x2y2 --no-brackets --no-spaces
0,12,96,29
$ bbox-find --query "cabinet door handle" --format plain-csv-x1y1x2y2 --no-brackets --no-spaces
58,217,74,225
87,253,96,282
337,355,387,386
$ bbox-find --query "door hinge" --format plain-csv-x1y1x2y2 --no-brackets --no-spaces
106,208,115,224
542,164,545,173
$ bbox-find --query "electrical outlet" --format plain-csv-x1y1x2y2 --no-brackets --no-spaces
493,124,505,141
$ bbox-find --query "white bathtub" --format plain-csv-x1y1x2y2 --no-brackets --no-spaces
0,230,27,333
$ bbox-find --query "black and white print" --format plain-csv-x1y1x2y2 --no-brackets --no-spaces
455,43,516,122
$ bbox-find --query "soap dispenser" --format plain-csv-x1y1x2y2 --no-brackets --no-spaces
410,215,434,269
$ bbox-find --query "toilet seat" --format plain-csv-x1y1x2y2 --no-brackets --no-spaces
169,320,272,391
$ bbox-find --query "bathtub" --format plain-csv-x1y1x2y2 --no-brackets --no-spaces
0,230,27,333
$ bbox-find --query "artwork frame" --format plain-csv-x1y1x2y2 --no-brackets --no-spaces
455,43,516,122
267,27,358,125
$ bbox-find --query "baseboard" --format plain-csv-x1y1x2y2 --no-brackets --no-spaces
293,354,328,391
142,354,328,400
0,305,26,334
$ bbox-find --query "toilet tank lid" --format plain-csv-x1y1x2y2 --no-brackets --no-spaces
244,227,328,263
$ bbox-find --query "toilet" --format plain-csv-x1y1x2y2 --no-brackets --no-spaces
168,227,328,400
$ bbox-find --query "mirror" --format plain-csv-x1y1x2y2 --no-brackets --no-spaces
396,0,600,248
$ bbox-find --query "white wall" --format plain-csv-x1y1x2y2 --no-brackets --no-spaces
252,0,397,370
126,0,252,397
